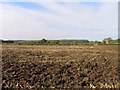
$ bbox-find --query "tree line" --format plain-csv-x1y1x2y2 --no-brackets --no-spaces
1,37,120,45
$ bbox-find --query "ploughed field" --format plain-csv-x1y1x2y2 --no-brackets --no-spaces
2,45,120,89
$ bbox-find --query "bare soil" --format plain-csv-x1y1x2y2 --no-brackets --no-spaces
2,45,120,89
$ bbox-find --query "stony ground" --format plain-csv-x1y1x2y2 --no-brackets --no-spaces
2,45,120,89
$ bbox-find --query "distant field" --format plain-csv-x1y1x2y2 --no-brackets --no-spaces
2,45,120,89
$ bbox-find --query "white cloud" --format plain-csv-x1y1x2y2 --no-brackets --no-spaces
0,3,3,38
0,0,119,2
0,2,118,40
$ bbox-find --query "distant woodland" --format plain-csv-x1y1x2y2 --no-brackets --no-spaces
1,37,120,45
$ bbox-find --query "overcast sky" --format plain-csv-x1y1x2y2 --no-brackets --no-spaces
0,1,118,40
